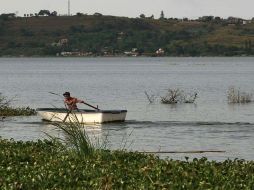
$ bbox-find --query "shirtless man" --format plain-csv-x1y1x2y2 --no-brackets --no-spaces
63,92,85,110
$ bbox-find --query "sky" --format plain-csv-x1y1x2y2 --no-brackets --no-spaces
0,0,253,19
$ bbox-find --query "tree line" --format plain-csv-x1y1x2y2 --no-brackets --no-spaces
0,12,254,57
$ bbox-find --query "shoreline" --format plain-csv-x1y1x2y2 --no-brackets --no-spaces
1,55,254,58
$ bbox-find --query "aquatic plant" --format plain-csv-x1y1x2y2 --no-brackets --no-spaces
0,106,36,116
183,92,198,103
0,138,254,189
227,87,253,103
51,121,95,157
160,89,182,104
0,93,36,117
48,113,108,158
160,89,198,104
144,91,157,103
0,93,11,107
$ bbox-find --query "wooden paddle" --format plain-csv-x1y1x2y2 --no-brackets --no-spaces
63,102,99,122
82,102,100,111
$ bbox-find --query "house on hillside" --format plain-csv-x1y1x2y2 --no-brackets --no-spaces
124,48,139,56
155,48,165,56
227,17,244,24
117,32,125,40
0,13,16,19
59,39,68,46
51,38,68,47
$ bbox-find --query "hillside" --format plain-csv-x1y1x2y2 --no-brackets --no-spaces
1,14,254,56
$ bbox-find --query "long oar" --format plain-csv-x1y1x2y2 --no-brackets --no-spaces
82,102,100,110
49,92,99,108
49,92,69,121
48,91,62,97
63,102,99,122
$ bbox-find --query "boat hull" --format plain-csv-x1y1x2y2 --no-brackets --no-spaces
36,108,127,124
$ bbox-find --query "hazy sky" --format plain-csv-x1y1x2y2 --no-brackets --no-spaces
1,0,253,19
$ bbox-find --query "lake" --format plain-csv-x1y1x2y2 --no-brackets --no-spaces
0,57,254,160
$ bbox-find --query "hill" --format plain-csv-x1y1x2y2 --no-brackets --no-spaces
1,14,254,56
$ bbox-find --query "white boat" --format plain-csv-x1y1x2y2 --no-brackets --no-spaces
36,108,127,124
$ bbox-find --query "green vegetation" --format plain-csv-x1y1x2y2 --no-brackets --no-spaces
50,118,107,157
0,94,35,116
0,138,253,189
1,13,254,56
1,111,254,189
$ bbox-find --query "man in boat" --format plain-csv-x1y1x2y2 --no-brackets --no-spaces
63,92,85,110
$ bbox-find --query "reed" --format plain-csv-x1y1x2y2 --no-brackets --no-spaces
50,113,108,157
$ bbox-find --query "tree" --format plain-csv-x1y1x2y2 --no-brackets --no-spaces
76,12,84,17
50,11,57,16
214,17,221,21
0,13,16,20
148,15,154,19
160,11,165,20
139,14,146,19
94,12,102,17
38,10,50,16
199,16,214,22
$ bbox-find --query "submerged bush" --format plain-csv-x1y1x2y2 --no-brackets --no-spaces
0,138,254,189
144,91,157,103
161,89,182,104
160,89,198,104
227,87,253,104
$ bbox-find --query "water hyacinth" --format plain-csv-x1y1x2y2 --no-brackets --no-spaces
0,93,36,117
0,138,254,189
0,106,36,116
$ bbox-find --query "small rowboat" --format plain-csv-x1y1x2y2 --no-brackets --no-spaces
36,108,127,124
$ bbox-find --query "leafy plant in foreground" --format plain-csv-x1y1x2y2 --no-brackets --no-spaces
48,113,108,158
0,138,254,189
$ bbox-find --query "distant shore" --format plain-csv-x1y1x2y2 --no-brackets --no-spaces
1,14,254,57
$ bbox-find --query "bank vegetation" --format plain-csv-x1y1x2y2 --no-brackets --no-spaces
1,12,254,57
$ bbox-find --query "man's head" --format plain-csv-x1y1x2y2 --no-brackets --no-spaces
63,92,70,98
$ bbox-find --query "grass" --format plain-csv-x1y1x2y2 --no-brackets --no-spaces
45,112,109,158
50,120,100,157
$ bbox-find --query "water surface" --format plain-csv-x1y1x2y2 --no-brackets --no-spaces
0,57,254,160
